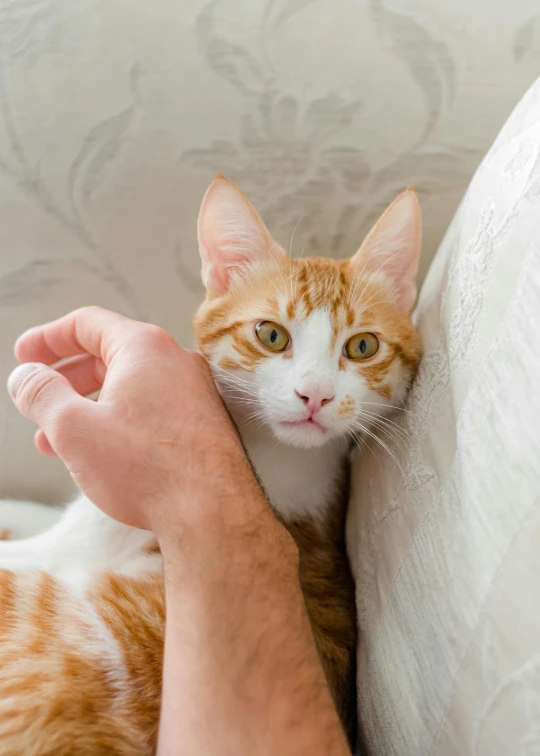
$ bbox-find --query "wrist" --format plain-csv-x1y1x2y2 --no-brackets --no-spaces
160,500,296,586
152,439,276,547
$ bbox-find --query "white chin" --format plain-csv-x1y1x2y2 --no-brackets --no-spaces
272,421,331,448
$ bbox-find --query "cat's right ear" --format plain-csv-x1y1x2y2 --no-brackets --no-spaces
198,175,283,299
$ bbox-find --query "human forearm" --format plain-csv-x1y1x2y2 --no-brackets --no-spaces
157,501,349,756
7,309,351,754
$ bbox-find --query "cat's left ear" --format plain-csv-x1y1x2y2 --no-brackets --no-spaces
350,189,422,315
198,175,285,299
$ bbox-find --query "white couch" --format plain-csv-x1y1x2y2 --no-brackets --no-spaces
348,79,540,755
1,2,540,754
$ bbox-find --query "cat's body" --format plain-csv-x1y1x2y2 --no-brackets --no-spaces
0,177,421,754
0,498,164,754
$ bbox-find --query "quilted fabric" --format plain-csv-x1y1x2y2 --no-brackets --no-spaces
348,78,540,755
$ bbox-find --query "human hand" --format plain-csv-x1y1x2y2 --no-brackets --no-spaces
7,307,262,537
7,308,346,755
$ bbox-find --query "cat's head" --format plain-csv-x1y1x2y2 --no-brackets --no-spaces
194,176,421,449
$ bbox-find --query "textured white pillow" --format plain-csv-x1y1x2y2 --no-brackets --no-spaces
347,79,540,756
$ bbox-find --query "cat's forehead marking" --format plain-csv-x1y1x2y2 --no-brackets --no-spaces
291,258,350,316
284,258,386,350
283,258,358,348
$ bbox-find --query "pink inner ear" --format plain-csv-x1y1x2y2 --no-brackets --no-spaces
351,189,422,314
197,175,283,298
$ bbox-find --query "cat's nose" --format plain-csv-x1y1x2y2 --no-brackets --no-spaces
295,386,335,414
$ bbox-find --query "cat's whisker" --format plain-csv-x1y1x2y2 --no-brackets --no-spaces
291,270,298,302
356,285,400,312
352,420,404,475
219,380,254,393
266,245,293,303
215,259,285,296
219,390,259,405
360,299,394,309
224,400,261,413
216,371,254,385
360,428,404,475
350,430,379,468
218,383,256,397
346,269,363,309
241,407,268,426
354,258,394,309
221,387,258,401
350,263,381,311
362,426,408,454
249,266,282,298
298,236,309,261
346,256,371,308
218,378,255,392
212,367,256,387
359,401,416,416
357,263,387,303
288,216,304,301
360,283,385,308
363,425,405,469
354,416,408,454
224,395,259,407
289,216,304,259
356,410,411,440
243,414,267,428
269,432,287,451
356,424,408,455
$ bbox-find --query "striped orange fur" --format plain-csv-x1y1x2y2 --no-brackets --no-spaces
0,568,163,754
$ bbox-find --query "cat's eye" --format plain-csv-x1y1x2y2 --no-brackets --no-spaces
344,333,379,361
255,321,290,352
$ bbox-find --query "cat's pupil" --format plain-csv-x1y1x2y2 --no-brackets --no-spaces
360,339,366,354
270,329,277,343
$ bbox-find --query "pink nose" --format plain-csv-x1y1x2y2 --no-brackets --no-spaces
295,387,335,414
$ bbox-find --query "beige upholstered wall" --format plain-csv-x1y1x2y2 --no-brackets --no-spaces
1,0,539,503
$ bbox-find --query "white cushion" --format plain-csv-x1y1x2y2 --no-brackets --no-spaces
348,78,540,755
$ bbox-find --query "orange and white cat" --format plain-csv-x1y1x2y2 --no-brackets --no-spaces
0,177,421,754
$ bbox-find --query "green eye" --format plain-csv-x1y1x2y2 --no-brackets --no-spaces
344,333,379,361
255,321,290,352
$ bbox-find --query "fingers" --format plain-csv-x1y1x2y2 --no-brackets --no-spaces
53,354,106,397
7,363,94,453
34,429,57,457
14,306,134,366
32,353,106,454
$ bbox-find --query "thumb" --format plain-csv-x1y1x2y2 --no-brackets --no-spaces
7,362,95,455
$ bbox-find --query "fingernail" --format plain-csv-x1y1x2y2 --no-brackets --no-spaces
7,363,43,399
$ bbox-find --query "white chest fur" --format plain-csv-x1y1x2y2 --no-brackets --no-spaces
239,423,348,522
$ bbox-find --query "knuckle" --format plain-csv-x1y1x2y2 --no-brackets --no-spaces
14,369,81,443
17,369,58,414
74,305,106,320
140,324,178,352
48,401,78,436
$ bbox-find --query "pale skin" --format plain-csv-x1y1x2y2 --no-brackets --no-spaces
6,306,351,756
